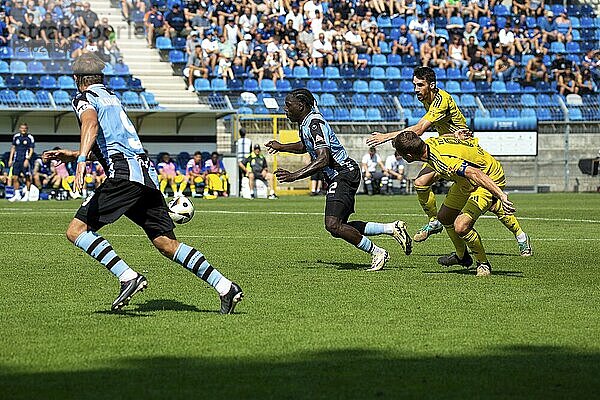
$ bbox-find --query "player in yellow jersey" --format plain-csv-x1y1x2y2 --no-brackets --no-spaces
367,66,532,256
392,131,526,276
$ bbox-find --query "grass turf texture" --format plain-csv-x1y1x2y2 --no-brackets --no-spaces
1,193,599,399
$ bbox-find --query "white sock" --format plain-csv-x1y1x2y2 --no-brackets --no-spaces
215,277,232,296
516,232,527,242
383,223,395,235
371,243,385,255
429,219,442,228
119,268,138,283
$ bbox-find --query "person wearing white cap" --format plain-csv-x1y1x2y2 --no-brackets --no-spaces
236,33,254,68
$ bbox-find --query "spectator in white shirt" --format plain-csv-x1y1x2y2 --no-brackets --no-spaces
303,0,323,20
201,30,219,70
236,33,254,68
499,22,515,55
361,147,386,195
238,7,258,31
408,14,432,42
311,9,324,35
286,5,304,32
384,153,408,195
311,32,333,67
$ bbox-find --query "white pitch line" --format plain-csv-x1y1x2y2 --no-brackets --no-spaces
0,231,599,241
1,208,599,224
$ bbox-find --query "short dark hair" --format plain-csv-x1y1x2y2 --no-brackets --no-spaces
413,66,436,84
287,88,316,109
211,151,219,157
393,130,426,157
194,151,202,156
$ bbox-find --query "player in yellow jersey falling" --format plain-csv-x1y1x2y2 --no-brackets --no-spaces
367,66,532,256
393,131,522,276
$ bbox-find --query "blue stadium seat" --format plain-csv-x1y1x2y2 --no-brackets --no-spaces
0,76,5,89
520,109,536,118
53,90,71,107
322,79,338,92
122,91,143,108
445,81,460,93
491,81,507,93
0,47,13,59
309,66,324,78
494,4,510,16
550,42,566,53
383,67,399,80
340,64,355,78
377,15,392,28
212,78,227,91
15,47,33,59
368,93,385,107
521,94,536,107
385,80,400,92
320,107,334,120
435,28,449,40
571,17,581,29
536,94,552,106
399,80,413,92
436,81,445,90
232,64,247,78
293,66,308,78
128,77,143,91
0,89,18,106
238,106,252,114
526,16,537,28
497,17,507,29
23,75,38,89
18,89,37,107
447,68,462,80
490,108,505,118
156,36,173,50
40,75,57,90
350,108,366,121
353,80,369,93
366,108,382,121
566,42,580,53
399,93,415,107
506,108,520,118
35,90,51,107
449,16,465,27
172,37,186,49
372,54,387,66
141,92,159,108
324,66,340,79
536,108,551,120
338,79,353,92
168,50,186,64
32,47,49,60
355,66,369,78
5,75,20,89
194,78,211,91
352,93,368,106
109,76,127,90
387,54,401,66
0,61,9,73
380,41,390,54
58,76,76,90
391,16,405,27
433,67,446,80
460,94,476,107
506,81,521,93
286,78,301,90
320,93,336,107
568,108,583,121
434,16,447,28
402,55,417,66
567,4,580,16
460,81,475,93
27,61,45,73
10,61,27,74
370,66,385,79
400,67,412,80
475,81,491,92
114,63,130,75
334,108,350,121
243,78,259,91
369,80,385,93
275,79,291,92
304,79,319,92
102,63,115,76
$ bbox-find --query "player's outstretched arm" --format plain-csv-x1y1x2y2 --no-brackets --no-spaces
264,140,306,154
366,131,398,147
275,148,329,183
74,109,99,192
42,149,78,163
463,166,515,214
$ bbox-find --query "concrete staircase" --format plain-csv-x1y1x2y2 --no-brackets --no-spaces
87,0,201,109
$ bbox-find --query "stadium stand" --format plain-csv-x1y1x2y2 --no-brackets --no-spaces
0,1,160,110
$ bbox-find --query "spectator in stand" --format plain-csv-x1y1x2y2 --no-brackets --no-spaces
577,69,596,95
465,36,478,61
331,21,348,66
0,8,13,45
215,0,238,27
8,1,28,30
409,14,433,42
525,51,548,84
540,11,564,44
448,34,468,69
362,147,387,196
282,19,298,44
298,22,314,51
427,0,444,20
512,23,532,55
39,12,59,49
392,24,414,57
16,13,40,48
185,30,202,63
420,35,437,67
144,5,165,48
528,0,545,17
582,50,600,83
526,26,547,55
512,0,527,16
467,48,492,83
494,53,516,82
239,6,258,31
157,152,184,197
498,21,516,56
557,69,578,96
333,0,352,20
218,32,235,58
295,40,311,67
285,5,303,32
223,15,241,46
311,32,333,67
236,33,254,68
189,6,210,32
384,153,408,195
250,46,268,84
467,0,489,20
92,17,114,43
33,155,52,190
462,21,479,45
186,151,205,198
433,37,453,68
25,0,42,25
366,22,384,55
368,0,386,16
201,29,219,71
303,0,323,20
186,45,208,90
441,0,462,20
266,49,284,83
203,152,228,197
165,4,191,38
239,144,277,199
554,10,572,43
343,23,367,68
311,9,324,35
79,2,98,34
550,53,575,81
7,123,34,202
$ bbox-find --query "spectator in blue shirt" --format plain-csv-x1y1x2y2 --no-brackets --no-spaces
144,4,165,48
165,4,190,38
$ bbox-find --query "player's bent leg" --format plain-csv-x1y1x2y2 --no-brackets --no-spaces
157,233,243,314
489,199,532,256
454,214,491,276
414,167,442,242
437,205,473,268
349,220,412,255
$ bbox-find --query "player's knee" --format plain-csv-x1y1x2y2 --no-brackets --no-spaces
66,219,87,243
152,234,179,258
414,175,431,187
453,218,472,237
325,217,342,237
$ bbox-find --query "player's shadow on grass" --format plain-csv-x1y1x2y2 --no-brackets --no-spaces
418,252,519,258
423,269,524,277
314,260,416,270
93,299,220,316
1,345,598,399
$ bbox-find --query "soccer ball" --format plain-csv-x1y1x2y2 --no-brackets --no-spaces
168,196,195,224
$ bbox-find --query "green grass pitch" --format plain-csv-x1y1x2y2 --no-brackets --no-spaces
1,193,599,399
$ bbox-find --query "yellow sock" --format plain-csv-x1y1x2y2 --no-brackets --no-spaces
160,179,167,193
62,177,73,192
443,224,467,259
179,180,188,194
415,185,438,220
170,183,178,194
460,229,488,264
490,200,524,237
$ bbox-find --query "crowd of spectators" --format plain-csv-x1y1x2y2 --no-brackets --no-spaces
133,0,598,94
0,0,123,65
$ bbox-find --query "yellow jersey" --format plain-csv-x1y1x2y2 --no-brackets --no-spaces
425,136,506,194
421,89,468,135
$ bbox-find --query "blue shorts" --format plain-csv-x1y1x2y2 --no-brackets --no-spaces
11,160,31,177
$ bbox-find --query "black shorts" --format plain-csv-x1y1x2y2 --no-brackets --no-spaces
325,169,361,222
311,171,324,181
11,160,31,177
75,178,175,240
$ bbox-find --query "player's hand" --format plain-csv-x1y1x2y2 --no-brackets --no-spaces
274,168,296,183
264,140,282,154
42,149,77,163
499,194,516,215
366,132,391,147
74,161,86,193
454,129,474,140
